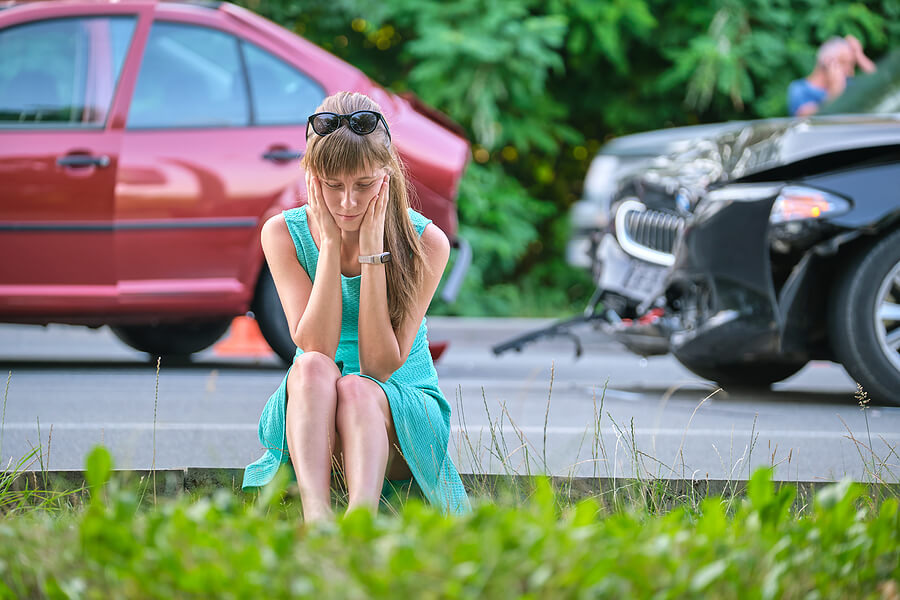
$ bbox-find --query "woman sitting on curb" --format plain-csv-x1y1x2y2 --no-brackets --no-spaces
242,91,470,521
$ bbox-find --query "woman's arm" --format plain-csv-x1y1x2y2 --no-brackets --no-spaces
794,101,820,117
261,177,343,358
846,35,876,74
356,176,449,380
358,222,450,382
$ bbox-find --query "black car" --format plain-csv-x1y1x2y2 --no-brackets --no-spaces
522,51,900,404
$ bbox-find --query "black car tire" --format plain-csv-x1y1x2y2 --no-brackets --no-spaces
676,359,808,389
111,320,231,359
828,229,900,405
252,266,295,366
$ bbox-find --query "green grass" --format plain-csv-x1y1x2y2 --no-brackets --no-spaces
0,450,898,599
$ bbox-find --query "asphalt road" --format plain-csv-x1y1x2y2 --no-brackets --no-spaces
1,318,897,483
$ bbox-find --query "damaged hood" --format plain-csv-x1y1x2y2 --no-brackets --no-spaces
630,114,900,200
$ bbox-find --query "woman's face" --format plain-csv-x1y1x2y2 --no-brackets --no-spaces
318,167,388,231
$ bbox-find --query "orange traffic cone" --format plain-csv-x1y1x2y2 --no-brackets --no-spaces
429,340,448,362
213,316,275,357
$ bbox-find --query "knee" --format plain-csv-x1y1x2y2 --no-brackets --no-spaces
335,376,387,429
291,351,338,380
288,351,339,393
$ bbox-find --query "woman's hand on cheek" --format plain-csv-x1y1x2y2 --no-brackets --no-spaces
360,174,389,255
306,173,341,247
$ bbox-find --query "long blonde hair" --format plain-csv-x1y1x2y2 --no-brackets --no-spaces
300,92,424,331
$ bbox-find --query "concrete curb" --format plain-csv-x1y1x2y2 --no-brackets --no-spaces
9,468,244,496
9,468,899,503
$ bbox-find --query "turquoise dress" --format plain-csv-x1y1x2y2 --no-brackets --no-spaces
242,206,471,515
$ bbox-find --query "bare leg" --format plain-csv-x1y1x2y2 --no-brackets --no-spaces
285,351,341,523
335,375,409,512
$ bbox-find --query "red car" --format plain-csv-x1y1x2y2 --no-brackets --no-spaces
0,0,470,363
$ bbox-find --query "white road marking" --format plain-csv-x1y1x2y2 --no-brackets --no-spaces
1,422,257,431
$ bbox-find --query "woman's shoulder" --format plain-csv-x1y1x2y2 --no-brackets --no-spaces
280,205,312,242
406,207,432,236
405,207,447,259
260,212,292,253
261,206,309,254
418,219,450,264
283,205,308,224
261,206,306,238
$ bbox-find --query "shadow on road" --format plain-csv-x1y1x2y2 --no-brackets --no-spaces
630,385,866,406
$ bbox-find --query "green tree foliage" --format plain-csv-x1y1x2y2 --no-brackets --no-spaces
405,1,576,154
660,0,900,117
239,0,898,316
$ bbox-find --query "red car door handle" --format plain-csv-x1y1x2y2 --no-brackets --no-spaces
57,155,110,168
262,149,304,162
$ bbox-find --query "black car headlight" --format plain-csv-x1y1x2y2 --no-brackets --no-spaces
768,185,851,253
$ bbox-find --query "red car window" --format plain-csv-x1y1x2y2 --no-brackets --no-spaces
240,41,324,126
127,22,249,129
0,16,135,128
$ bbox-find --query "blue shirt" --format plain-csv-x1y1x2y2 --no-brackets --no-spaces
787,78,828,116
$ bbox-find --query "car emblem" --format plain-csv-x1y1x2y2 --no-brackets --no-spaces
676,189,692,214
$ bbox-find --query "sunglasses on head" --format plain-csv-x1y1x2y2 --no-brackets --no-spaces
306,110,391,143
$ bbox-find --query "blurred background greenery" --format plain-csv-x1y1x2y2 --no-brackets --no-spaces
238,0,899,317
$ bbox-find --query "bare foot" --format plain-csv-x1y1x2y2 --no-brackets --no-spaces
301,505,335,524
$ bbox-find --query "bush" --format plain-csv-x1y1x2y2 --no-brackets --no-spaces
430,162,593,317
1,448,898,598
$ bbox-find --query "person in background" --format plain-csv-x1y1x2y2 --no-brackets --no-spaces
788,35,876,117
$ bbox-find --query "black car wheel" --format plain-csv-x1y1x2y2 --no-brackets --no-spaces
829,229,900,405
676,359,808,390
111,320,231,360
252,267,296,365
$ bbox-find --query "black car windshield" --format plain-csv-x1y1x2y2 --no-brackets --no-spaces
819,47,900,115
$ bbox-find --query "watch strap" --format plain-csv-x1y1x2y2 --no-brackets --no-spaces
358,252,391,264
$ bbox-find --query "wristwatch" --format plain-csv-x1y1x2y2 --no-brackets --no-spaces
358,252,392,264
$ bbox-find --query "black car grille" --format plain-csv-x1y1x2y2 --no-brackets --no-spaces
621,207,685,255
